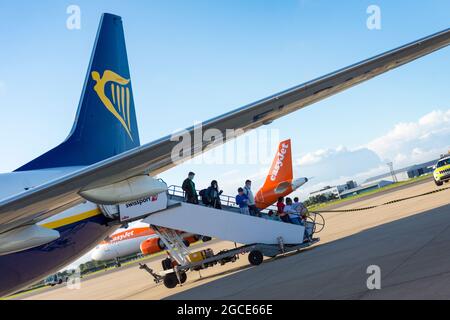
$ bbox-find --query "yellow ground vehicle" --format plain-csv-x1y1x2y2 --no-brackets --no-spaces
433,156,450,186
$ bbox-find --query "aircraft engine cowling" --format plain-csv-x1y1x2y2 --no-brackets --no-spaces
140,237,164,255
80,175,168,205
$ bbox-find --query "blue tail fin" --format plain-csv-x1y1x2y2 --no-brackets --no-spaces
16,13,140,171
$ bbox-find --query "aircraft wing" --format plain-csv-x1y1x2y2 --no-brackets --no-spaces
0,27,449,234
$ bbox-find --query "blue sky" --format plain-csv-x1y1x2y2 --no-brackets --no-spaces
0,1,449,199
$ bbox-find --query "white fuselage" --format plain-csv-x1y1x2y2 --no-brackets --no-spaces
91,228,157,261
0,167,100,234
0,167,84,200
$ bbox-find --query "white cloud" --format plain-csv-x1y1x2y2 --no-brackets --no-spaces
366,109,450,166
295,146,382,183
292,109,450,199
297,145,347,166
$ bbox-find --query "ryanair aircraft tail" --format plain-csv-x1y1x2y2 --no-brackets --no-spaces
16,13,140,171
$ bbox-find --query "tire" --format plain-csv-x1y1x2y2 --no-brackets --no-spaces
202,236,212,242
161,257,173,271
435,179,443,186
163,273,178,289
179,272,187,284
158,239,166,250
248,250,264,266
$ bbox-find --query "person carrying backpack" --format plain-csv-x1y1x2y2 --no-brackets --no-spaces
206,180,223,209
182,172,198,204
199,188,210,206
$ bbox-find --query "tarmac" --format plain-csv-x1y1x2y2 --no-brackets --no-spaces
19,180,450,300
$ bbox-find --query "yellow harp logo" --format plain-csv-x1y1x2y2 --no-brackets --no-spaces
91,70,133,140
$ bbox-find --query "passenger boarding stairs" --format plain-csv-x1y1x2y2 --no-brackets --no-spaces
118,185,306,246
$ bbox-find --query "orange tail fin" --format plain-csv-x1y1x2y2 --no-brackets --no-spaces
255,139,293,209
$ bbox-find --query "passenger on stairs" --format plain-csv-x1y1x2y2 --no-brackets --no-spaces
263,210,281,221
287,198,314,242
206,180,223,209
182,172,199,204
243,180,260,217
284,198,303,225
277,197,290,223
292,197,309,218
235,188,250,215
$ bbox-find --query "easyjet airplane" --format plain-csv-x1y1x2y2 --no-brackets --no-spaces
0,13,448,296
91,221,199,263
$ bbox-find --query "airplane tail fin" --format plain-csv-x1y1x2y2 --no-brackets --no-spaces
262,139,293,189
255,139,293,209
16,13,140,171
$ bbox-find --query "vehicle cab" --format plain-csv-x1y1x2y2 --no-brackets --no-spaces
44,274,64,287
433,155,450,186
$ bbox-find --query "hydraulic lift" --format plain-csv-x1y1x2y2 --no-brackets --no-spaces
140,227,320,289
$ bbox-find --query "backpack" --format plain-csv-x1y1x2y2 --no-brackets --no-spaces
199,189,210,205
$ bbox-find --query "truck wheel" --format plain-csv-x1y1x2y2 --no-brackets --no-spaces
163,273,178,289
248,250,263,266
435,179,443,186
161,257,172,271
179,272,187,284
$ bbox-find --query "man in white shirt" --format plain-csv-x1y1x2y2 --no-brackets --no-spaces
286,197,314,241
292,197,309,217
284,198,302,225
243,180,260,217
